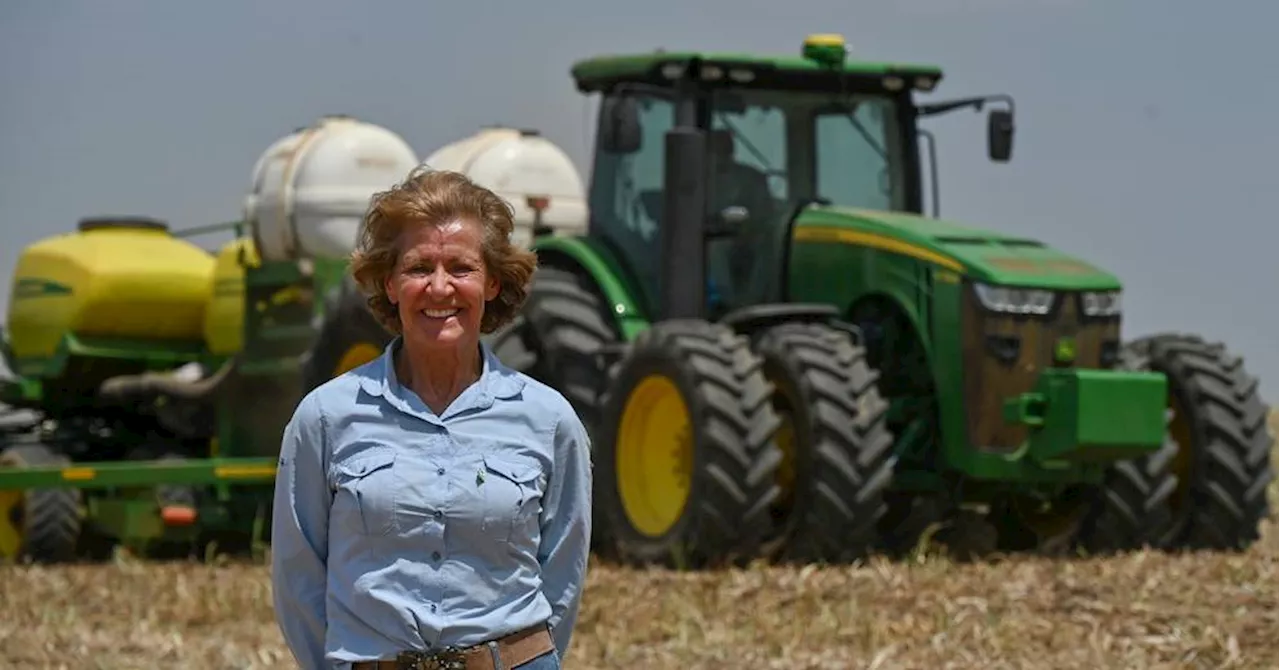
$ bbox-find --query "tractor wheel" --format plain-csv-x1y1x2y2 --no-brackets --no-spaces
489,267,616,435
595,319,782,567
1080,333,1272,552
486,267,618,551
300,276,391,394
753,322,895,563
0,443,82,563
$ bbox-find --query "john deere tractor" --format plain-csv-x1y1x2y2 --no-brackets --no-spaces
488,34,1274,566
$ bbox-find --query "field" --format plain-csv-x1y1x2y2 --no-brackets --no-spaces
1,412,1276,670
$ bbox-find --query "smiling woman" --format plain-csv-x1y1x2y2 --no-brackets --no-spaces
270,168,592,670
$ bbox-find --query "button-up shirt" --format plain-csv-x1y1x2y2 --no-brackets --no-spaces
270,337,592,669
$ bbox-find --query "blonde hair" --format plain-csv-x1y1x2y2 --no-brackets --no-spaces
349,168,538,334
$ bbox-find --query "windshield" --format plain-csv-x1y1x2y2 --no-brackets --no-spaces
706,88,908,214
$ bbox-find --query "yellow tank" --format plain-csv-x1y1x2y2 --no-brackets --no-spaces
203,236,259,356
6,218,216,361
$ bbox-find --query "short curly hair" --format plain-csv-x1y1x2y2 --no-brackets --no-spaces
349,167,538,335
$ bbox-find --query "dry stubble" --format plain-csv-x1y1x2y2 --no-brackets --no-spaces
0,412,1276,670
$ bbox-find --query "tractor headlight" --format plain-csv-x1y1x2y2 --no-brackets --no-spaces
1081,290,1122,317
973,282,1055,316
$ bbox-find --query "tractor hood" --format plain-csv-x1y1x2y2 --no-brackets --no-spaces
793,205,1122,290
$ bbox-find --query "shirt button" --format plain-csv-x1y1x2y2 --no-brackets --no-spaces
432,551,442,561
437,467,445,475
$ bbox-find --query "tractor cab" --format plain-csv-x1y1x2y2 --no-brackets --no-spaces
571,34,1011,321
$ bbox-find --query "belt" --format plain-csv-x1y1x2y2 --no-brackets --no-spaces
351,624,555,670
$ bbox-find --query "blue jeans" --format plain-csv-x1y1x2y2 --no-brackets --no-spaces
514,648,561,669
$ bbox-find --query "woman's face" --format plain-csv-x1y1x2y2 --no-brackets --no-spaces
385,218,500,351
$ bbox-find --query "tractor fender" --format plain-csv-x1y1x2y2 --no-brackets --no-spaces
531,235,648,340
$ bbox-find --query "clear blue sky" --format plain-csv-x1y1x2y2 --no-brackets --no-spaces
1,0,1275,401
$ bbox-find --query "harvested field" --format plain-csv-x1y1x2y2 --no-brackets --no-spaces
1,412,1276,669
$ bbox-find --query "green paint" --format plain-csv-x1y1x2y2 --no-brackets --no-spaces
0,456,278,489
1004,368,1167,464
532,235,651,339
796,206,1123,290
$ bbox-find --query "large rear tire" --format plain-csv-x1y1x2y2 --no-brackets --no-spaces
753,322,895,563
489,267,616,435
0,443,82,564
487,267,619,550
300,277,391,394
595,320,782,567
1079,333,1272,553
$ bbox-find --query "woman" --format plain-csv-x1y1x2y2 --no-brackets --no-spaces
271,168,593,669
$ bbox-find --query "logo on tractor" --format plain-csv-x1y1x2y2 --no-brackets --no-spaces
1054,336,1076,364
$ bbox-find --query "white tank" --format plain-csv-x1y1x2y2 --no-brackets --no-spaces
420,127,588,249
244,115,420,262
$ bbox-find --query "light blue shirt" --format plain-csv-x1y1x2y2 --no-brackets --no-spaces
270,337,592,669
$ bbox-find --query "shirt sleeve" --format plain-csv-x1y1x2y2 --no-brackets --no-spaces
536,404,593,660
270,391,332,669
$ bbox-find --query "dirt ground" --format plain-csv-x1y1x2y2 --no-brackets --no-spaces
1,413,1276,670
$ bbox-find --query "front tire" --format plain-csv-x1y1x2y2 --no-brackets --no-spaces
595,320,782,567
300,277,391,394
0,443,82,564
753,322,896,563
1080,333,1273,552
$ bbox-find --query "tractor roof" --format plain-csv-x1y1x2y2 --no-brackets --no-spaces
570,36,944,95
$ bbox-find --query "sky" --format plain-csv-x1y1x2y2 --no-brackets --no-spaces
0,0,1276,402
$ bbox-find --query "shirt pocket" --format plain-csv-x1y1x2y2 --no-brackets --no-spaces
479,454,544,543
332,448,399,536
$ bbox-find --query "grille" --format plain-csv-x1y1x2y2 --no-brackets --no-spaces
959,282,1121,453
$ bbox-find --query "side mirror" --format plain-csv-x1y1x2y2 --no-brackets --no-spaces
600,96,642,154
987,109,1014,162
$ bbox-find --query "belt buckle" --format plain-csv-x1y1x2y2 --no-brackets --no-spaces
396,647,468,670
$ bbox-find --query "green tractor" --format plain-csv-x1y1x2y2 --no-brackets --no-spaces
485,34,1274,566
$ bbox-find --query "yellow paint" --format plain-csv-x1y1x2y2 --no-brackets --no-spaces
203,237,259,356
61,467,95,481
804,33,846,47
215,465,277,479
334,342,383,377
0,489,21,559
7,225,216,359
616,374,693,538
793,226,965,273
986,258,1099,276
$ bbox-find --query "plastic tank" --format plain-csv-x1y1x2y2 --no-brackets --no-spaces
420,127,588,249
243,115,420,262
6,218,216,362
203,236,259,356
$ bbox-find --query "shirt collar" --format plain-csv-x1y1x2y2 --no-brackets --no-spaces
357,335,525,418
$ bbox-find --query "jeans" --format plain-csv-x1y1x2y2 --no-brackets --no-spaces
514,648,561,669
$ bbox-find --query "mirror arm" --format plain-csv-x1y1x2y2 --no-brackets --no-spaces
917,93,1015,119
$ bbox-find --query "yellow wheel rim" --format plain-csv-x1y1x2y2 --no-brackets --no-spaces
0,488,22,560
333,342,382,377
616,374,693,538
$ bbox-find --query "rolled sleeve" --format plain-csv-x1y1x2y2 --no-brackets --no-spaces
271,392,332,669
536,407,593,659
